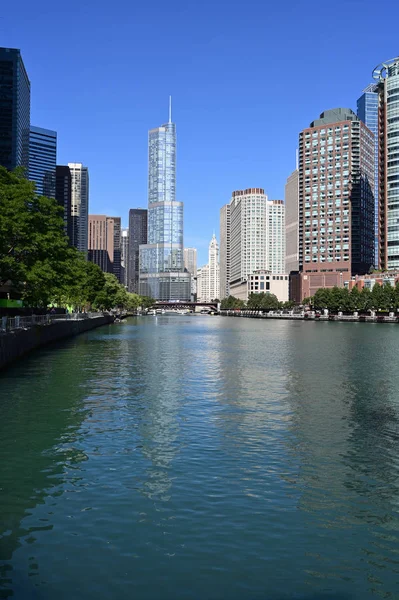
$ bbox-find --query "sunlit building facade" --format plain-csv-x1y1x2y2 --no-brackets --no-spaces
372,57,399,270
139,102,190,300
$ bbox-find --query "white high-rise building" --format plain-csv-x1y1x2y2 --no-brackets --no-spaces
220,204,231,299
68,162,89,256
121,228,129,287
267,200,285,274
220,188,286,301
197,234,220,302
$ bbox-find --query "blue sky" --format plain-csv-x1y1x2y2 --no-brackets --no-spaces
3,0,399,265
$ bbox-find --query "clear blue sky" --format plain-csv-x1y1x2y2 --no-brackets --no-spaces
3,0,399,265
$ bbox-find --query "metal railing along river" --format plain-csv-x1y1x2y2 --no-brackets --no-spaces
0,312,105,333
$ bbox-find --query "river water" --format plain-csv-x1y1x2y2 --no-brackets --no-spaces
0,315,399,599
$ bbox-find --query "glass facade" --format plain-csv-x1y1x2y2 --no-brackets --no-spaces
68,163,89,257
139,110,190,300
29,126,57,197
357,86,379,267
0,47,30,172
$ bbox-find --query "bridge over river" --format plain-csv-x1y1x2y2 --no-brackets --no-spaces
152,301,219,311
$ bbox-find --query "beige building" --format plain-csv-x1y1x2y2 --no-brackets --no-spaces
88,215,115,273
247,270,289,302
184,247,197,297
220,204,231,299
220,188,286,300
197,235,220,302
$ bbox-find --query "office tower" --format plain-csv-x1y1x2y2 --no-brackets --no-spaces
68,163,89,256
184,247,197,277
372,57,399,270
357,85,379,267
129,209,147,293
220,203,231,299
0,47,30,172
55,165,72,242
197,235,220,302
110,216,122,282
139,100,190,300
285,169,299,273
88,215,115,273
295,108,374,301
29,126,57,197
121,228,129,288
228,188,269,299
267,200,285,273
184,247,197,297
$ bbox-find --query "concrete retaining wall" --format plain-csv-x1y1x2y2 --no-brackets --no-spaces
0,315,113,371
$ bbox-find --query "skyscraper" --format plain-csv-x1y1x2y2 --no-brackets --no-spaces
219,203,231,299
285,169,299,274
68,163,89,256
0,47,30,172
197,235,220,302
139,100,190,300
121,228,129,288
55,165,72,242
129,209,147,293
372,57,399,271
29,126,57,197
357,84,379,267
88,215,115,273
294,108,374,301
183,247,197,297
109,216,122,282
267,200,285,273
229,189,269,299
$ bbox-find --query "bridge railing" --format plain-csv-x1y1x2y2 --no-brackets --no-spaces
0,312,104,333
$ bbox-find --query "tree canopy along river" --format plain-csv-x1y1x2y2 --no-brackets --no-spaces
1,315,399,599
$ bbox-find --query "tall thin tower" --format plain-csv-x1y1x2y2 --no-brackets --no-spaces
139,100,190,300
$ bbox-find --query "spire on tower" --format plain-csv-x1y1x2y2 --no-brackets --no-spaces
169,96,172,124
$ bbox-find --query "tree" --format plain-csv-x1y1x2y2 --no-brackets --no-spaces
0,167,72,305
140,296,155,309
220,295,245,309
247,292,280,310
93,273,126,310
313,288,331,310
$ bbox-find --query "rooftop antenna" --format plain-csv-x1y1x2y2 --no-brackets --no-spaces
169,96,172,124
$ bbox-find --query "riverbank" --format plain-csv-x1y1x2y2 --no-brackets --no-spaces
0,314,114,371
220,309,399,323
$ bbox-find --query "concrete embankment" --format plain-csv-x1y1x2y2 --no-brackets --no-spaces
0,315,114,371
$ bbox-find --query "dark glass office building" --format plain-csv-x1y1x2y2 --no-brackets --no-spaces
29,126,57,197
357,85,379,267
0,47,30,172
129,209,147,293
55,165,73,243
110,216,122,283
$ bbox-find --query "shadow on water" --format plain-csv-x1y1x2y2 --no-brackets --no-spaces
0,329,114,599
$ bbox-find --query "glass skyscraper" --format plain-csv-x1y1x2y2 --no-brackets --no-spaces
0,47,30,172
29,126,57,197
357,84,379,267
139,101,190,300
372,57,399,270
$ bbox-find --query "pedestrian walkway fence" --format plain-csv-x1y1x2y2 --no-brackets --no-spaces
0,312,104,333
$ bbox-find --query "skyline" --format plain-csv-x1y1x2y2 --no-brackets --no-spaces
3,0,399,264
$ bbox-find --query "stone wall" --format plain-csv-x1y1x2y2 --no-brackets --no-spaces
0,316,113,371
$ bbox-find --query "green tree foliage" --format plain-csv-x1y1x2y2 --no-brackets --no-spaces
140,296,155,309
0,166,139,311
247,292,280,310
220,295,245,309
310,282,399,313
0,167,71,305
